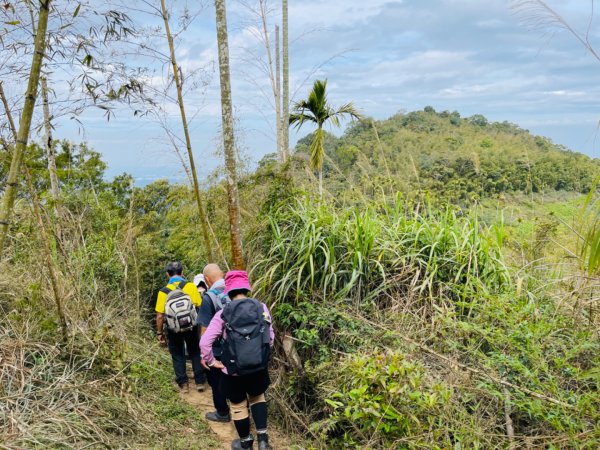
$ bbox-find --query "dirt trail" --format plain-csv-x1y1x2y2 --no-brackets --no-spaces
182,385,238,449
181,370,291,449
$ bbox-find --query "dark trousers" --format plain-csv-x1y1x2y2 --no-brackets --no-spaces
167,326,206,386
207,366,229,414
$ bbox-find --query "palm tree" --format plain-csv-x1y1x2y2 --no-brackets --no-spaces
289,79,361,197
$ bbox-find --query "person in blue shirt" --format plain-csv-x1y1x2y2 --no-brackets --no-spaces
198,263,231,422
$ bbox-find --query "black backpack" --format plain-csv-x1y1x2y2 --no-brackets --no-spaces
221,298,271,376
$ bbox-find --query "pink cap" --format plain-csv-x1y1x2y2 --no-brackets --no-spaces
224,270,252,294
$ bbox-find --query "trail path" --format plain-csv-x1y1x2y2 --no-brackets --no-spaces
181,368,291,449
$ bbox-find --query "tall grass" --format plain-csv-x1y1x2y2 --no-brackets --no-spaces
249,193,598,449
577,180,600,276
0,187,214,448
251,194,509,313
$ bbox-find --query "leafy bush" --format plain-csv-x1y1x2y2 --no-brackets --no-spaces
314,351,488,449
250,194,598,449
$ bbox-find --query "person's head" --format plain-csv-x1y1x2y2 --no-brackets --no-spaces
165,261,183,279
193,273,208,294
203,263,224,289
224,270,252,300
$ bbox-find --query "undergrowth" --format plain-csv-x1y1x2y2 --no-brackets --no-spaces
250,195,600,449
0,185,218,449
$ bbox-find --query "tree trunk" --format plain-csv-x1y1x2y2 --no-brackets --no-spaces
41,76,60,202
0,65,67,344
275,25,283,161
319,169,323,198
282,0,290,161
214,0,245,269
503,387,516,449
160,0,215,263
258,0,282,161
0,0,51,255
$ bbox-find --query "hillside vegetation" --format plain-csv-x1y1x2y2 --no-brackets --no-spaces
290,108,599,203
1,109,599,448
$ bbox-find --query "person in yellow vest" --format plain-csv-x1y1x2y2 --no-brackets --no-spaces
156,261,206,393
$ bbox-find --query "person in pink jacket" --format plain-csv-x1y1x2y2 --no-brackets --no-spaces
200,270,275,450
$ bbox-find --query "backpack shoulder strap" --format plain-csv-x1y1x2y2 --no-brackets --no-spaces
160,286,172,295
253,299,265,323
178,280,188,290
221,299,237,324
206,290,221,312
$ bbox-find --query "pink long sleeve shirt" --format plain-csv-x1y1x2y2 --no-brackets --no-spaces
200,301,275,374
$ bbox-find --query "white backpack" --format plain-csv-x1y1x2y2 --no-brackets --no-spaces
162,281,197,333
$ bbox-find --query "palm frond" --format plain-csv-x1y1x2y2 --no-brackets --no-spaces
289,112,317,129
335,102,362,121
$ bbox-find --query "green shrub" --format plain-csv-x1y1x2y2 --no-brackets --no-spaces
314,351,486,449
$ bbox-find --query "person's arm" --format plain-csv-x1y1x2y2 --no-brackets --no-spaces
156,313,166,345
200,311,225,367
155,291,167,345
185,282,202,308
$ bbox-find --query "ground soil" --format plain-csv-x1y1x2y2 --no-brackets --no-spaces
181,370,291,450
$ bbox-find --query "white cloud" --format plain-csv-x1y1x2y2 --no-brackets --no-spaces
288,0,402,28
41,0,600,180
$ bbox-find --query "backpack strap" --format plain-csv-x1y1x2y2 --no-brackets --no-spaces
160,286,172,295
206,290,222,313
160,279,187,295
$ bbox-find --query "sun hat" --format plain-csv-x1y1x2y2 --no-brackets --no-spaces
193,273,206,287
224,270,252,294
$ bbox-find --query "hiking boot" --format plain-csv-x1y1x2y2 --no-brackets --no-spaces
231,435,254,449
257,433,272,450
178,382,190,394
195,382,206,393
205,410,231,423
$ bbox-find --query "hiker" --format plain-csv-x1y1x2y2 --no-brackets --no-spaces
156,261,206,394
197,263,231,423
201,270,274,450
194,273,208,295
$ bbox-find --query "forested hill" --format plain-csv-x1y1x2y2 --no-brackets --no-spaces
292,108,599,202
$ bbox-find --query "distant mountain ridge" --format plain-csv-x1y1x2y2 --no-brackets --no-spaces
292,107,599,203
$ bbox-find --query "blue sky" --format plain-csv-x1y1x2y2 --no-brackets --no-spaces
55,0,600,183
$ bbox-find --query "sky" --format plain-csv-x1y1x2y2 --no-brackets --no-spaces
52,0,600,183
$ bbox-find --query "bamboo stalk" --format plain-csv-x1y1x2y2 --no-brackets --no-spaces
0,71,67,343
159,0,215,263
275,25,283,160
41,76,60,203
258,0,282,160
214,0,245,269
0,0,52,254
282,0,290,161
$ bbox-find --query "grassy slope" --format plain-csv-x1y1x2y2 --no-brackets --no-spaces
248,193,599,449
0,299,218,449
